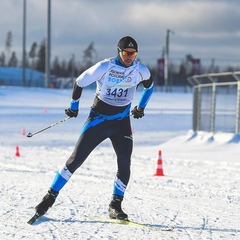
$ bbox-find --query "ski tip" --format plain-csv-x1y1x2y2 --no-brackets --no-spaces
27,213,40,225
27,219,35,225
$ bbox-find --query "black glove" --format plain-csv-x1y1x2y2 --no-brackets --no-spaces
65,108,79,118
131,106,145,119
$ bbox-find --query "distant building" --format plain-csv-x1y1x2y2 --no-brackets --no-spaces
0,67,45,87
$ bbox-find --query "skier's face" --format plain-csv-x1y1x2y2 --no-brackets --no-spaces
119,48,137,67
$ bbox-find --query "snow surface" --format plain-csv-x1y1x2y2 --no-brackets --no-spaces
0,86,240,240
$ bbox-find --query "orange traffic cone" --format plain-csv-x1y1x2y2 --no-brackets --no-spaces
15,146,20,157
154,150,164,176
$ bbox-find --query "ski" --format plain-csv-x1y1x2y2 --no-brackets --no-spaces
27,214,173,231
87,216,174,231
27,213,41,225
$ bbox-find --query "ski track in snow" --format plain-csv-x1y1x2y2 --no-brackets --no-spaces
0,87,240,239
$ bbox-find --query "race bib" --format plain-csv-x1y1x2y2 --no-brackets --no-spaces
97,63,140,106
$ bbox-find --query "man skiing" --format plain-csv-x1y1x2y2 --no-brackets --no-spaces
32,36,154,222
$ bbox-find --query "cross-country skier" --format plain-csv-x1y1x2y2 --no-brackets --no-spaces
33,36,154,221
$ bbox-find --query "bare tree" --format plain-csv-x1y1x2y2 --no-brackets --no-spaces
36,39,45,72
82,42,96,69
0,52,6,66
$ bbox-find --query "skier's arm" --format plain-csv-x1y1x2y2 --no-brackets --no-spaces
138,77,154,109
69,81,83,111
72,60,109,110
131,76,154,119
65,60,108,118
64,82,82,118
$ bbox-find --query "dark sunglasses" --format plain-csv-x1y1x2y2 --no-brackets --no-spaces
118,48,137,57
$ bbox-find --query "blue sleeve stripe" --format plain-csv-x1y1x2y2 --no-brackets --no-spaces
138,84,154,109
70,100,79,110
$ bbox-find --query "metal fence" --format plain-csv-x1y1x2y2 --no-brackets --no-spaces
188,71,240,134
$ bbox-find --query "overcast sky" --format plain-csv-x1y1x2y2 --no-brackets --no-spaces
0,0,239,69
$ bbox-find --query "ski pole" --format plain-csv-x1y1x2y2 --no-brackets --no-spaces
27,116,71,138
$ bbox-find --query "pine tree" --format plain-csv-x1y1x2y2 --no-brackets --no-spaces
29,42,38,69
8,51,18,67
5,31,12,63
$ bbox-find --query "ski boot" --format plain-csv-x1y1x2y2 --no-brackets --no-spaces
108,194,128,220
35,188,59,216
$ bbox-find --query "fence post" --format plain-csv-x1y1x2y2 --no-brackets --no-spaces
235,82,240,134
193,86,200,131
210,84,216,132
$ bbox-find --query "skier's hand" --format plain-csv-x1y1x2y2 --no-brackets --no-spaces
65,108,79,118
131,106,144,119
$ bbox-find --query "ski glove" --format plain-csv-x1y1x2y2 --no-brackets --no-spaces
65,108,79,118
131,106,145,119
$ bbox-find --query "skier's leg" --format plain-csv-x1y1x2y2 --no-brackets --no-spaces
108,118,133,220
35,113,108,216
